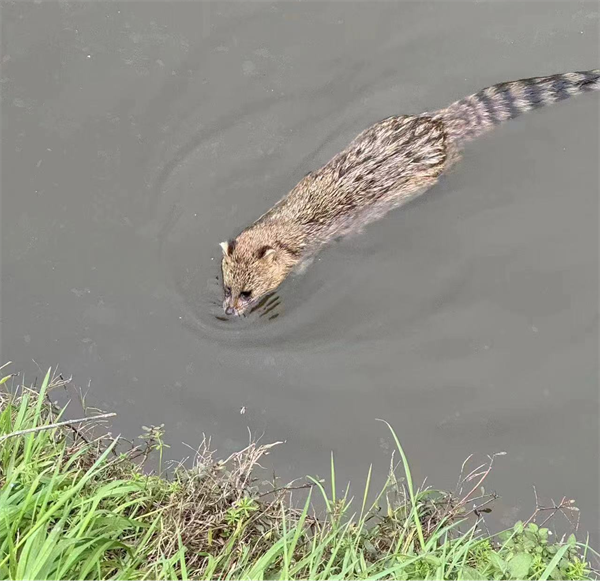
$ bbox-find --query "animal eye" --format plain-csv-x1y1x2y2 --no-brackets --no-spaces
224,286,231,296
240,290,252,300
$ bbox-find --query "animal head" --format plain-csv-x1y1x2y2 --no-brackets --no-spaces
220,230,300,316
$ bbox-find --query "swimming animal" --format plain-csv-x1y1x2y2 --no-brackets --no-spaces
220,69,599,316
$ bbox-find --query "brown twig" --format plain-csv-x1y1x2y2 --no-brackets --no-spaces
524,486,580,531
0,412,116,443
258,481,314,499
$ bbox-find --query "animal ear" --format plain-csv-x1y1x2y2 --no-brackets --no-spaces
258,246,276,260
220,240,235,256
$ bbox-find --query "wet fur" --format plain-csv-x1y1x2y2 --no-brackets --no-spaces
221,69,600,315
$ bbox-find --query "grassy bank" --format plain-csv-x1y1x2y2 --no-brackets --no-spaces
0,365,596,580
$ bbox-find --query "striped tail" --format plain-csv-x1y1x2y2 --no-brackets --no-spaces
430,69,600,146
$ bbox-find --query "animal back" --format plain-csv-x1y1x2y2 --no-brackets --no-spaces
280,115,448,229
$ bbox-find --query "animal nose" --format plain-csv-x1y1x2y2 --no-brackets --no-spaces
225,306,235,316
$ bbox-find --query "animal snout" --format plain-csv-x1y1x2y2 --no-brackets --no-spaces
225,306,236,316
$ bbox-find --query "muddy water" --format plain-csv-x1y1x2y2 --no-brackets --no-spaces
1,2,598,537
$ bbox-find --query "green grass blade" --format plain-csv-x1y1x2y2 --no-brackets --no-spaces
378,419,426,551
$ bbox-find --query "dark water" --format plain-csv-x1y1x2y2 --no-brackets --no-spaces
1,1,598,539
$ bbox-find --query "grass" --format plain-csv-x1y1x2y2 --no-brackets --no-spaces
0,364,597,580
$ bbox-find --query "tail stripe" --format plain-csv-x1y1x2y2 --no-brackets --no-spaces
468,95,487,134
477,88,496,125
484,86,506,123
552,76,574,103
526,80,546,107
501,83,521,120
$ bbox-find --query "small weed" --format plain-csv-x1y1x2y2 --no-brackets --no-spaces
225,496,259,526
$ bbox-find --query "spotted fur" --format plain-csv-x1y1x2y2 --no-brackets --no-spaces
221,69,599,315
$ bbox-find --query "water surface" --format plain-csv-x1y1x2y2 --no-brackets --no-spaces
1,1,598,538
